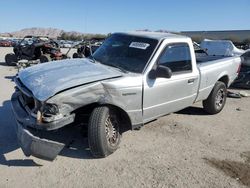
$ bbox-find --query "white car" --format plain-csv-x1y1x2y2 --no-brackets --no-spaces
200,39,245,56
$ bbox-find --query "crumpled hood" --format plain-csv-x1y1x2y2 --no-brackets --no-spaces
18,59,122,101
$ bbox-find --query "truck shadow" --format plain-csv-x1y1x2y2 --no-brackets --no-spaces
0,100,93,167
176,106,208,116
0,100,42,167
55,125,93,160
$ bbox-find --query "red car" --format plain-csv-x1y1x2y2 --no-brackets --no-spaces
0,40,12,47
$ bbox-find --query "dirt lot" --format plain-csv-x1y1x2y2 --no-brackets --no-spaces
0,47,249,188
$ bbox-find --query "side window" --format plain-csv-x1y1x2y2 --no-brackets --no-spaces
158,43,192,73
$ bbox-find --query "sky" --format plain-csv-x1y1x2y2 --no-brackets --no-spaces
0,0,249,34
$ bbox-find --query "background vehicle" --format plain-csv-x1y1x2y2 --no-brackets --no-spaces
4,36,67,66
72,38,104,58
231,50,250,89
0,40,12,47
200,39,245,56
58,40,75,48
11,32,242,160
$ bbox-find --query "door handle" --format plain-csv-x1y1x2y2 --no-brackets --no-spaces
188,78,195,84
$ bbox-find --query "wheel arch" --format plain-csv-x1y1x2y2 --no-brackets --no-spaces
218,75,229,88
74,102,133,132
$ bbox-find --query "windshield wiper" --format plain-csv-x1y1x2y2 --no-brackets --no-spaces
103,63,128,73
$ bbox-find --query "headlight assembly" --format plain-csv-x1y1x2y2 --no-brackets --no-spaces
42,103,59,116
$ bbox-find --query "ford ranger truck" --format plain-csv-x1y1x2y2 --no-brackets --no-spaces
11,32,242,160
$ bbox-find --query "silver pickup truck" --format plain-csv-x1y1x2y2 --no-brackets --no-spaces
11,32,242,160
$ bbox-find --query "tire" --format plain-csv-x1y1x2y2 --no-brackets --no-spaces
73,53,83,58
5,53,17,66
61,54,68,59
88,106,121,158
39,54,52,63
72,53,79,58
203,81,227,114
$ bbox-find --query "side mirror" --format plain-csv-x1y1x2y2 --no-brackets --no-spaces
148,65,172,79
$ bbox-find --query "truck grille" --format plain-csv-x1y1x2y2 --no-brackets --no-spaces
15,77,39,115
20,92,35,110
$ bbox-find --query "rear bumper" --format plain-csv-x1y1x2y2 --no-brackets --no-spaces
11,91,75,160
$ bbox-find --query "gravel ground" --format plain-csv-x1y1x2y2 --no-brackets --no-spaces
0,47,249,188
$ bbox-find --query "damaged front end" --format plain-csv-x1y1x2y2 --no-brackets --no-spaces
11,58,143,160
11,81,75,160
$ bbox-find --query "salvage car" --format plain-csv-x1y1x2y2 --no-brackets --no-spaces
0,39,12,47
241,50,250,66
11,32,242,160
200,39,245,56
72,38,104,58
231,50,250,89
5,36,67,66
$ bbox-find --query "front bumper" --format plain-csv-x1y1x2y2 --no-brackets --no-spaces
16,121,64,160
11,92,75,160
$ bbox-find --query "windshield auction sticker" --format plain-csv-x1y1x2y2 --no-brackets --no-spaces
129,42,150,50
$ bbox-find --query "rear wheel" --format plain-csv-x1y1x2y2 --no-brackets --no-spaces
72,53,79,58
73,53,83,58
61,54,68,59
39,54,52,63
88,106,121,157
203,81,227,114
5,53,17,66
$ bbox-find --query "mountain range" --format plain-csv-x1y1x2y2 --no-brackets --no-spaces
0,27,88,38
1,28,249,43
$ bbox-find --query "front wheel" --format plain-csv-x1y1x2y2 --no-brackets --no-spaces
203,81,227,114
72,53,79,58
39,54,52,63
88,106,121,158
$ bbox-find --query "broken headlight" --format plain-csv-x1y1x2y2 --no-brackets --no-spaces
37,103,60,123
42,103,59,116
37,103,61,123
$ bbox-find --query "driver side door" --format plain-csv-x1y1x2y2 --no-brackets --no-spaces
143,42,199,123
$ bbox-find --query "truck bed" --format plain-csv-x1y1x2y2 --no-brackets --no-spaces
195,56,241,102
196,55,228,63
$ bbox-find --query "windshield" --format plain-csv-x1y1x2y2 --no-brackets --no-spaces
20,39,32,45
92,34,158,73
